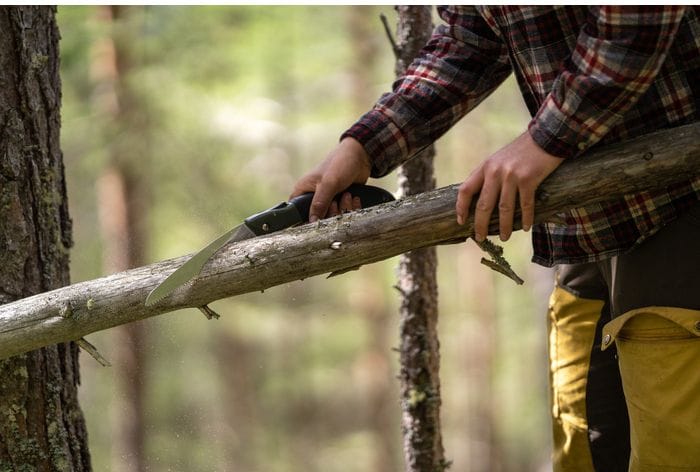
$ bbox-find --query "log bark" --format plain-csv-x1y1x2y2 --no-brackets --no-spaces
0,5,91,470
0,121,698,360
390,6,448,471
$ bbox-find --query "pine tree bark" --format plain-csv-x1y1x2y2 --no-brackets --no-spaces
0,6,91,471
391,6,448,471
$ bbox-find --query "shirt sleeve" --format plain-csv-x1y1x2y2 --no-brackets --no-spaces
342,6,512,178
529,6,687,158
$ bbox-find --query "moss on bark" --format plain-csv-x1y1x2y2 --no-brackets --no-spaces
0,6,90,471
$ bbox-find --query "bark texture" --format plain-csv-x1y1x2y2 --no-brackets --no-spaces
0,6,91,471
0,122,698,361
391,6,449,471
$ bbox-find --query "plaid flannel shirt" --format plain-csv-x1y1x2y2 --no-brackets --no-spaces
343,6,700,266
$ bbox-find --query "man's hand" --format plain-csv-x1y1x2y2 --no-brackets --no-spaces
456,131,563,242
291,137,371,222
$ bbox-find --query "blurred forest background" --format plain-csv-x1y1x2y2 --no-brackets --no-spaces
58,6,554,472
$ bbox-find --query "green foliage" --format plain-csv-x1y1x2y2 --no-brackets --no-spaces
58,6,550,472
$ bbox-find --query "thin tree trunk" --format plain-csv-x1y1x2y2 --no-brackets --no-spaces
92,6,149,472
389,6,449,471
0,6,91,470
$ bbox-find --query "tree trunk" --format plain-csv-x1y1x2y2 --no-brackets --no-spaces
0,121,698,360
92,6,150,472
0,6,91,471
389,6,449,471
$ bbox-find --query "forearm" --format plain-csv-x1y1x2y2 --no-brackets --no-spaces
344,6,512,178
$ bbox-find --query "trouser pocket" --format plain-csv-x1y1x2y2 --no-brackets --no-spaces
602,306,700,471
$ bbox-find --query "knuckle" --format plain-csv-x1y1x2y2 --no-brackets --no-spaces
292,179,310,195
458,181,474,194
498,201,514,212
323,177,340,190
475,200,491,212
483,165,498,179
519,176,536,188
502,164,516,179
310,200,326,211
520,199,535,210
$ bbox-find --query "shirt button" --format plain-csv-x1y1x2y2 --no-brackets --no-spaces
603,334,611,346
577,142,587,151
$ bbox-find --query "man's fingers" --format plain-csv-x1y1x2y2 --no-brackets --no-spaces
473,180,498,242
498,181,517,241
309,185,368,222
293,136,372,222
290,176,317,200
340,192,353,213
328,200,340,217
519,184,536,232
308,180,338,222
456,169,484,226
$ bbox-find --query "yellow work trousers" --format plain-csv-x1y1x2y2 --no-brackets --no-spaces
549,265,629,472
549,201,700,471
602,307,700,471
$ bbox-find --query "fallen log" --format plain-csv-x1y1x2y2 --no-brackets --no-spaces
0,122,698,359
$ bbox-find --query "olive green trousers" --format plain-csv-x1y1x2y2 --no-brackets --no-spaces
549,201,700,471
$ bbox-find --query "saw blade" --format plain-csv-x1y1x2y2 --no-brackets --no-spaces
145,223,255,306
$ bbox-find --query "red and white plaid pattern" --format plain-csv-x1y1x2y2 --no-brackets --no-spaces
343,6,700,266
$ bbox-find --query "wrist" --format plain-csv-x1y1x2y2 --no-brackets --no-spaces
339,137,371,173
522,130,562,160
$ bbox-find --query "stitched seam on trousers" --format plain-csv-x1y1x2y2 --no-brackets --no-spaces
617,334,699,342
550,306,561,418
632,457,700,471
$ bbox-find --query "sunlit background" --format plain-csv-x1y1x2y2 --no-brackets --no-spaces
58,6,553,472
